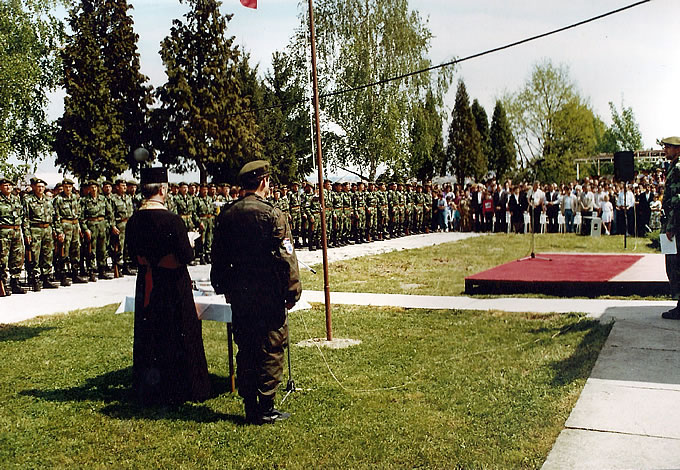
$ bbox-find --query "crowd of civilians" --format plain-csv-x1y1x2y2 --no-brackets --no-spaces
432,168,666,237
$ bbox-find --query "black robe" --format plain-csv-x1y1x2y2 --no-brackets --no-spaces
125,206,211,405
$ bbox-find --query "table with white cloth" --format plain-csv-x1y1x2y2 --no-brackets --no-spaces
116,293,312,393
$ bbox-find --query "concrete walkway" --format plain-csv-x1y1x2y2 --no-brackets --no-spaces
2,231,678,468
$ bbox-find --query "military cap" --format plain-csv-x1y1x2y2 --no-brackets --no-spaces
179,181,188,187
140,167,168,185
239,160,270,182
102,180,113,186
62,178,75,186
114,178,126,185
208,183,216,188
661,136,680,147
32,178,47,185
0,176,11,185
87,180,99,187
190,182,198,187
54,183,62,189
29,177,38,185
127,179,138,186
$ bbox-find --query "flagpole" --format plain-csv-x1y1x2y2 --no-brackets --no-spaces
307,0,332,341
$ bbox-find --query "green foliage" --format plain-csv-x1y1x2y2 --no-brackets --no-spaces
54,0,127,180
153,0,260,183
409,89,445,181
471,98,491,171
489,100,516,181
0,0,63,168
446,80,486,182
54,0,151,180
608,100,643,152
0,304,610,468
303,0,451,180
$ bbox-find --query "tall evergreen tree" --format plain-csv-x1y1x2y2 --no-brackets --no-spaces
54,0,126,180
409,89,444,181
489,100,516,181
446,80,485,183
100,0,153,170
153,0,260,183
471,99,491,169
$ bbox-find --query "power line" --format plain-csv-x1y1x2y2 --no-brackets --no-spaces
229,0,652,117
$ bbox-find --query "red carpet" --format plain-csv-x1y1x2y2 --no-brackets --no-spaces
467,254,643,283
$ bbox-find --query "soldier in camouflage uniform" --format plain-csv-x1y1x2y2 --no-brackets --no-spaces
127,180,143,211
340,182,352,245
306,186,322,251
322,180,334,247
286,182,302,247
387,182,398,238
301,183,314,248
365,182,378,242
376,182,389,240
662,136,680,319
52,179,88,286
195,184,215,264
331,182,344,246
80,181,114,281
166,183,178,214
110,179,135,275
175,182,199,232
23,178,58,291
352,182,367,243
0,177,27,295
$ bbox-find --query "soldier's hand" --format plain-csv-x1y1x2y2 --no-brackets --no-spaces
112,226,120,236
667,231,674,242
84,230,91,241
58,233,65,243
25,236,31,245
199,222,205,232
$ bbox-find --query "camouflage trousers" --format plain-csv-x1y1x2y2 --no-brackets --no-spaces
199,216,214,258
413,206,424,232
27,225,53,279
378,207,389,236
342,208,352,241
110,221,126,267
56,221,81,275
83,220,108,272
324,209,334,244
354,208,366,240
366,208,377,237
308,212,321,247
290,209,302,242
0,227,25,281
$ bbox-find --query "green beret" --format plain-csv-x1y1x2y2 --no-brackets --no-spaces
179,181,188,187
114,178,126,185
62,178,75,186
661,136,680,147
88,180,99,187
102,180,113,186
238,160,270,182
29,177,38,185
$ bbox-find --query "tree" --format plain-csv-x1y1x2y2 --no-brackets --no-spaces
409,89,444,181
608,100,643,152
54,0,127,180
488,100,516,181
297,0,451,180
0,0,62,171
100,0,153,171
446,80,485,183
503,60,576,167
153,0,260,183
471,99,491,169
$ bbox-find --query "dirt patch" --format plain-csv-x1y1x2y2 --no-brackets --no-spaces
296,337,362,349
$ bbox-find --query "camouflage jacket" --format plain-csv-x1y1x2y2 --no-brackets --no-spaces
110,193,134,223
23,193,56,233
80,194,114,231
52,193,81,227
0,193,24,227
663,158,680,233
195,195,216,218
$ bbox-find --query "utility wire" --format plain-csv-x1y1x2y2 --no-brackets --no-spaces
229,0,651,117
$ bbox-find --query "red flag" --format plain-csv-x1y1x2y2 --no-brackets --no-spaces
240,0,257,8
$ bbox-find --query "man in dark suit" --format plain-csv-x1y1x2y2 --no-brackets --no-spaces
545,183,560,233
493,183,508,233
636,184,653,236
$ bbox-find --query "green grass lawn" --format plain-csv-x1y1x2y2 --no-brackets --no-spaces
0,304,610,469
300,233,660,297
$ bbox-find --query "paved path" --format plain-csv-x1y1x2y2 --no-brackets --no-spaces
2,231,678,468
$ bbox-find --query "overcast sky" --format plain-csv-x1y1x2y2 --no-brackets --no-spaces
38,0,680,178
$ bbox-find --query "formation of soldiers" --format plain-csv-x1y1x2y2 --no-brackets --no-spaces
270,179,437,250
0,173,439,296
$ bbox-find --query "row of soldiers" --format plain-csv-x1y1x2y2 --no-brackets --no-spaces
0,176,234,296
269,180,436,250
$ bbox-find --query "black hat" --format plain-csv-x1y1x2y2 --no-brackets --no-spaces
114,178,126,185
238,160,270,183
0,176,11,185
140,167,168,185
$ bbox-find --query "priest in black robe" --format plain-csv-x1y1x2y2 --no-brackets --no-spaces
125,164,211,406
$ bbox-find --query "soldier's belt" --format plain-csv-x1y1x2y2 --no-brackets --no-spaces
116,217,129,223
343,206,351,210
86,217,105,222
381,205,388,208
61,218,78,224
30,222,50,228
199,214,214,218
290,205,300,209
180,214,192,218
0,224,19,230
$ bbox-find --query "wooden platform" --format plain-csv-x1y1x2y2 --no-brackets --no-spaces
464,253,669,297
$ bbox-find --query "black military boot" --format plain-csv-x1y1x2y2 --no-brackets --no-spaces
259,396,290,424
122,264,136,276
30,277,42,292
71,270,88,284
98,267,113,280
88,271,98,283
10,278,27,294
41,275,58,289
244,397,261,425
60,274,72,287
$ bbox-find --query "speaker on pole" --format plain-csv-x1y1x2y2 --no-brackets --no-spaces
614,151,634,182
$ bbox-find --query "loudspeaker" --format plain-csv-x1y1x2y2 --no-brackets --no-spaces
614,151,634,182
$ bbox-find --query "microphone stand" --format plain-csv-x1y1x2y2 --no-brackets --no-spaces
518,202,552,262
